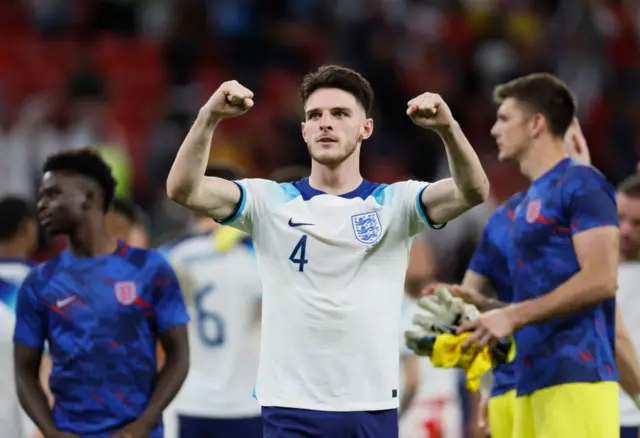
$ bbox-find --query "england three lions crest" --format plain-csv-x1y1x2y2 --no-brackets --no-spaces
351,211,383,244
115,281,137,305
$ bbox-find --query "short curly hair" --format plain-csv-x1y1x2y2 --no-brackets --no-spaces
43,148,117,212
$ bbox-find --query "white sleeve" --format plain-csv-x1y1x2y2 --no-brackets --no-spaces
390,180,447,237
220,178,282,234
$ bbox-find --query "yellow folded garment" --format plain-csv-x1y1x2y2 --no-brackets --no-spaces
431,332,516,392
212,226,246,253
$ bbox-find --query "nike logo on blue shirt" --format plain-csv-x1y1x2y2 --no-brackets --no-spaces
288,219,314,227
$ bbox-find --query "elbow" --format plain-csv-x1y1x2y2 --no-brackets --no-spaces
166,181,192,206
462,179,490,207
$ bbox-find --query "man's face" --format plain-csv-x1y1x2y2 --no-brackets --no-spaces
618,192,640,260
491,98,532,162
37,172,86,235
301,88,373,167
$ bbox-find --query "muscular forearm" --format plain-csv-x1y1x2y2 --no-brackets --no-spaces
16,373,56,436
510,270,615,328
138,353,189,427
478,298,509,312
437,123,489,203
166,110,219,203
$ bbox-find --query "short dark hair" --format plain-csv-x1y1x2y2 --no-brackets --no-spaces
618,174,640,197
493,73,576,138
299,65,374,116
204,164,242,181
43,148,117,212
0,196,36,241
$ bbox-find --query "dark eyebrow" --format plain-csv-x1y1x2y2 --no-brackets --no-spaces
305,107,352,118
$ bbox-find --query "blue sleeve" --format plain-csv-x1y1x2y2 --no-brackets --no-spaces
13,272,47,349
152,256,190,333
565,168,619,235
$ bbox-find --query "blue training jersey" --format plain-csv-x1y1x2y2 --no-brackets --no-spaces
509,158,618,396
13,241,190,437
468,191,525,397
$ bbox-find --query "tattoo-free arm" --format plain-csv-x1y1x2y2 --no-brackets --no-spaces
137,325,189,428
420,123,489,224
14,345,57,437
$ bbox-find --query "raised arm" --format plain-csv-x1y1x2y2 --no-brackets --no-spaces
406,93,490,225
166,81,254,221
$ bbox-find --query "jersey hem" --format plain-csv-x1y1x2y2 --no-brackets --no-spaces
218,181,247,225
515,375,618,397
416,185,446,230
257,398,399,412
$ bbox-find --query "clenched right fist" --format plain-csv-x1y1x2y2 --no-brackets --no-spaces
202,80,254,120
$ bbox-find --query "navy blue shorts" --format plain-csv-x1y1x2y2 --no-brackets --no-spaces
178,414,262,438
262,406,398,438
621,427,640,438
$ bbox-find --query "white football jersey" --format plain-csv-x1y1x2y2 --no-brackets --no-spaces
617,261,640,426
224,178,441,411
0,260,34,438
163,231,262,418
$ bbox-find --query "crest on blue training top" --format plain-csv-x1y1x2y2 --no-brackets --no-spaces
351,211,383,244
115,281,137,306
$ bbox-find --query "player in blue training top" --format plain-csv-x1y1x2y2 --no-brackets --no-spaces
429,119,592,438
459,74,620,438
13,148,190,438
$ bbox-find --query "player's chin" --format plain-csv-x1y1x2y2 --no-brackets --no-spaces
41,220,67,235
497,149,514,162
309,148,349,166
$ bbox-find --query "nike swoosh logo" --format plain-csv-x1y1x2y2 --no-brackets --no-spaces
56,296,76,308
288,218,314,227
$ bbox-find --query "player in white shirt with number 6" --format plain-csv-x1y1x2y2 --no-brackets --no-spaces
167,65,490,438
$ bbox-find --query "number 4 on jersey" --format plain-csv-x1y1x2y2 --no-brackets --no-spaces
289,235,309,272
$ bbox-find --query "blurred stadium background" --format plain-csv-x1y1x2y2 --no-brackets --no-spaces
2,0,640,436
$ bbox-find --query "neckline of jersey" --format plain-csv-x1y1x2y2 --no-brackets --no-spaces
62,239,126,263
532,157,572,185
292,177,379,200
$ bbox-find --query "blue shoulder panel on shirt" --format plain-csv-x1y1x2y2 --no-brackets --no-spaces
279,182,302,202
292,177,381,201
371,184,389,205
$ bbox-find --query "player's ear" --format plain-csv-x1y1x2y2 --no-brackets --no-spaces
301,122,308,142
360,118,374,141
529,113,545,139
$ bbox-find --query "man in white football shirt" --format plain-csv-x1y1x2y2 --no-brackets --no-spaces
166,65,489,437
162,166,263,438
0,196,38,438
615,174,640,438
